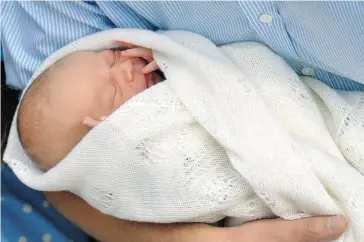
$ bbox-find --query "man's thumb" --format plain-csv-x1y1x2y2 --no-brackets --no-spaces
291,215,348,242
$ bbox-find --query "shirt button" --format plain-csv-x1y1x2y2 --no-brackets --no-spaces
301,67,315,76
259,14,273,23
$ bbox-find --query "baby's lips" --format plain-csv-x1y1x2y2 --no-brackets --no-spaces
146,73,154,88
152,72,162,84
147,72,161,88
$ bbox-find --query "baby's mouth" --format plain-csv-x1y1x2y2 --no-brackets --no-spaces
146,72,161,88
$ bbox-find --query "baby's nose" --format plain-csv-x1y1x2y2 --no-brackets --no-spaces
112,60,134,83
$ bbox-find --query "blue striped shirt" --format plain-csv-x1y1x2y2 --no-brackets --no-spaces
1,1,364,91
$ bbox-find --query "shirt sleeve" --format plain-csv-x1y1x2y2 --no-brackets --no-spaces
1,1,155,90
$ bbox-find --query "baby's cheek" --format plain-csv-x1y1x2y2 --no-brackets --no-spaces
134,73,149,91
117,73,148,106
99,88,119,115
124,86,143,102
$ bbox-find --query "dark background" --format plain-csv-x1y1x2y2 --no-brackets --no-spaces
1,61,20,158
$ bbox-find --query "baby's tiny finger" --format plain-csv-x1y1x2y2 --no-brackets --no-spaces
142,61,159,74
82,117,100,128
121,48,153,61
115,41,137,49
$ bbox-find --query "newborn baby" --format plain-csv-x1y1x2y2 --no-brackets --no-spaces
9,29,363,240
18,43,162,170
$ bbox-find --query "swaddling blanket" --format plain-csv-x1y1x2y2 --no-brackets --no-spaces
4,29,364,241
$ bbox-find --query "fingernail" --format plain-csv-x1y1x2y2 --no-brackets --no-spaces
328,216,345,232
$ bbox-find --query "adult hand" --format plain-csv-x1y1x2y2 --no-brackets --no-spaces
220,215,348,242
46,191,347,242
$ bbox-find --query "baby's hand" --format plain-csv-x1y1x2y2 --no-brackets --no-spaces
116,41,159,74
82,116,107,128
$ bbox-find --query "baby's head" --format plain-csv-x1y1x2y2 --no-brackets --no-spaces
18,49,161,170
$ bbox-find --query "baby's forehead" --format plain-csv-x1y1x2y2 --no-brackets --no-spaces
53,50,102,71
66,50,98,58
69,47,125,55
63,46,128,60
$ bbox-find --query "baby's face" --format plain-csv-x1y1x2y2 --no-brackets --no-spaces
20,49,163,170
49,49,161,128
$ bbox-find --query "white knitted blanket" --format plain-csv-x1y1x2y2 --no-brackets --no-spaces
4,29,364,241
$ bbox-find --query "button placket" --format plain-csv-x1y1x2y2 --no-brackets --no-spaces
238,2,301,60
259,14,273,23
301,67,315,76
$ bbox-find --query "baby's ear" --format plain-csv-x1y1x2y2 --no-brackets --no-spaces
82,116,100,128
120,60,133,81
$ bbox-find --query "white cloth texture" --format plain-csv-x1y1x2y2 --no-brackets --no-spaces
4,29,364,241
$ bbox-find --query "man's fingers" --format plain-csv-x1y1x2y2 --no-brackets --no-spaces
288,215,348,242
142,61,159,74
226,216,348,242
120,47,154,61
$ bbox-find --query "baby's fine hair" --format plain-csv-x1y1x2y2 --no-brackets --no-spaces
17,59,66,171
